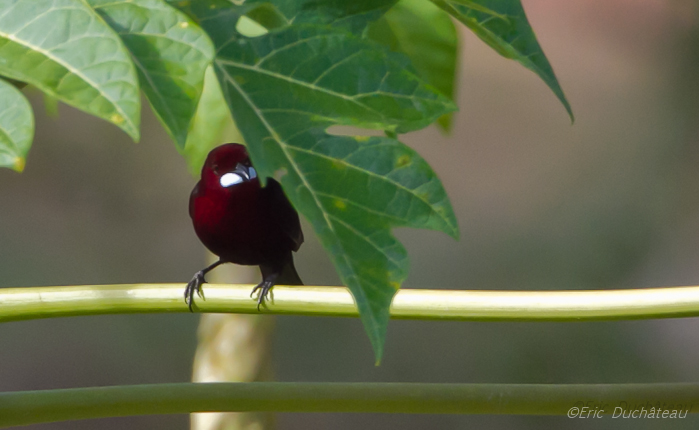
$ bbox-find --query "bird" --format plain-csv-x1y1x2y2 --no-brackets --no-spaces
185,143,304,311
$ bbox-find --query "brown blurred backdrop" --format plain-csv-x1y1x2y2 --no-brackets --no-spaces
1,1,699,428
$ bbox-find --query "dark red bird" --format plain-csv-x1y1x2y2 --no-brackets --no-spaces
185,143,303,310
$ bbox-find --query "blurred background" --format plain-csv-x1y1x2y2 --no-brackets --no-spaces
2,0,699,428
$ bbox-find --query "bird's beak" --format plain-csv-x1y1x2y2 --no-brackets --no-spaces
233,163,257,180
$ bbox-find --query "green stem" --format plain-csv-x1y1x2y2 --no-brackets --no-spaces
0,382,697,427
3,284,699,323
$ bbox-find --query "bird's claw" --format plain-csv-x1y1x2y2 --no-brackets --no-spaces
250,281,274,311
184,271,207,312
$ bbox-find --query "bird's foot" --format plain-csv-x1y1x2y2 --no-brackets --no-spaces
184,271,207,312
250,279,275,311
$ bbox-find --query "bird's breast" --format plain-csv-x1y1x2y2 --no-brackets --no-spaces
191,183,279,265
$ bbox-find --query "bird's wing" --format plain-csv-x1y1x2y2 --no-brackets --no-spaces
189,181,201,219
262,178,304,251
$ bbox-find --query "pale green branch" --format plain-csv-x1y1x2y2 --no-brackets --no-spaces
0,382,698,427
2,284,699,323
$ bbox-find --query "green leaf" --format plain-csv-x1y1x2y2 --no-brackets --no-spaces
0,0,141,140
251,133,457,362
368,0,458,132
432,0,573,121
43,94,59,118
443,0,506,18
180,65,241,176
0,78,33,172
215,25,454,135
245,0,399,34
243,3,287,32
181,2,457,360
237,15,270,37
89,0,215,149
0,75,26,90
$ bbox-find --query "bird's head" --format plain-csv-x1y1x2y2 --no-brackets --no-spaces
201,143,259,190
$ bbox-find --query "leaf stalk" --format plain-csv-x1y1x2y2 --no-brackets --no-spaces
2,284,699,322
1,382,698,427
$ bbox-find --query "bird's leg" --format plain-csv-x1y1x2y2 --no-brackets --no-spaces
250,272,279,311
251,257,301,310
185,259,224,312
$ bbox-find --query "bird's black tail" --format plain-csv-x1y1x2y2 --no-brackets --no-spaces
277,257,303,286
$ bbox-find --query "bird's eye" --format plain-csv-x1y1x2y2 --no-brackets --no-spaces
249,167,257,179
220,172,244,187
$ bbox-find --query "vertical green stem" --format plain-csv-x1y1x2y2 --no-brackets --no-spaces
191,260,274,430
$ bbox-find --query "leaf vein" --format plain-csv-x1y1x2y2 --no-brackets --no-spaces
327,213,402,268
287,145,447,224
0,13,137,134
216,59,385,118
